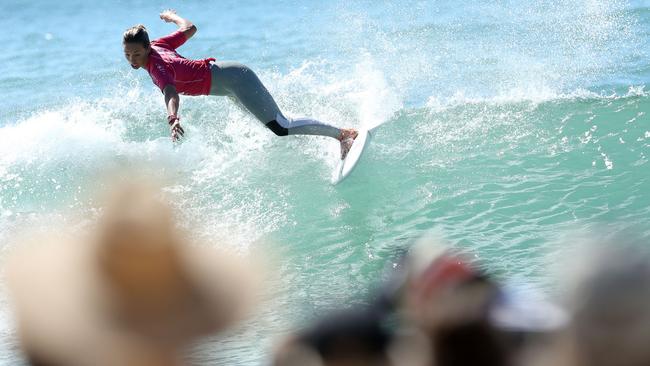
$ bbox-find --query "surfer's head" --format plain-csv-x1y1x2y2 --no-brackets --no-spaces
123,24,150,69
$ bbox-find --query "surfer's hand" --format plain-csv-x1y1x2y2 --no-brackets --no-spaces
160,9,177,23
170,120,185,142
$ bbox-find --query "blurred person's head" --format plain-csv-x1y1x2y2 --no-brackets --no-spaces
397,236,506,366
6,179,258,366
561,239,650,366
419,270,508,366
398,234,566,366
95,182,254,343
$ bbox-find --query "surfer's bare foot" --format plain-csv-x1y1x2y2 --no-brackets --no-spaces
338,128,358,160
338,128,358,141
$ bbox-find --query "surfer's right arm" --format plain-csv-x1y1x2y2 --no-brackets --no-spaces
163,85,184,142
159,10,197,40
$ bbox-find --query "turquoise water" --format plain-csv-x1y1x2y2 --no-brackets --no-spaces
2,0,650,364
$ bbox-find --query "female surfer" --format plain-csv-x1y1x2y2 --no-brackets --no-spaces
123,10,358,159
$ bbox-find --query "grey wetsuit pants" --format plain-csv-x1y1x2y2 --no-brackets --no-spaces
209,61,341,139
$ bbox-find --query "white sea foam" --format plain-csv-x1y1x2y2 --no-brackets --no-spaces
424,85,650,113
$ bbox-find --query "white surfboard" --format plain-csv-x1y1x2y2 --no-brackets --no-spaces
332,129,372,184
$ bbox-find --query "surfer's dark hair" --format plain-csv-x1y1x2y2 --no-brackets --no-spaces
123,24,150,48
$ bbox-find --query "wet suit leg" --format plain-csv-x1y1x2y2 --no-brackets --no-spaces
209,61,341,139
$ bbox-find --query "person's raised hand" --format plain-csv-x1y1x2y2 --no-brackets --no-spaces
159,9,177,23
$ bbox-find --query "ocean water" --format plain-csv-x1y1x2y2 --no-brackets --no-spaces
2,0,650,364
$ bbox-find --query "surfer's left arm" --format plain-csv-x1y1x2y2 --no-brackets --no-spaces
159,10,197,40
163,85,184,141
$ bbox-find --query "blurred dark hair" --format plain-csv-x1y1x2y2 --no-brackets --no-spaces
297,307,393,363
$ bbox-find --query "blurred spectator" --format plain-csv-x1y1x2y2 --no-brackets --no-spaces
550,241,650,366
273,234,567,366
6,181,258,366
398,235,566,366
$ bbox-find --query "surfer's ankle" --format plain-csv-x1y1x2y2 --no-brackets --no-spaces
340,137,354,160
